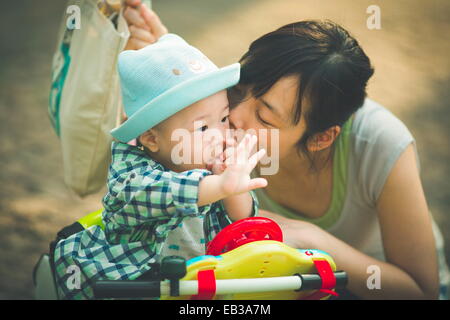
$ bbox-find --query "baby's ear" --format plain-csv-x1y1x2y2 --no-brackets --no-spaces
139,129,159,152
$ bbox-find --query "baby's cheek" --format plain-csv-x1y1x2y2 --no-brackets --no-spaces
187,134,201,163
223,119,230,130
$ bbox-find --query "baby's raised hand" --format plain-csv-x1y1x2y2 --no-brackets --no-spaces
205,136,234,175
219,134,268,196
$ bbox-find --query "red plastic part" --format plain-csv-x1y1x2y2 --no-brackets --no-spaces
191,269,216,300
206,217,283,256
304,259,339,300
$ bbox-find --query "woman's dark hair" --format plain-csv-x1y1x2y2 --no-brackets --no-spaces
230,20,374,168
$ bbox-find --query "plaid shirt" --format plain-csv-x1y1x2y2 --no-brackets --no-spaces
53,141,258,300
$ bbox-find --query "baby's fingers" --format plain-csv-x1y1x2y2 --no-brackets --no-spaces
236,134,253,164
247,177,268,191
224,149,236,166
225,137,237,148
247,148,266,170
246,134,258,155
223,141,238,166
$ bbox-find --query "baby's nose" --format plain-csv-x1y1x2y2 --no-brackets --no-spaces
207,133,225,149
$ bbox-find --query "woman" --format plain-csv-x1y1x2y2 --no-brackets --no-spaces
123,0,449,299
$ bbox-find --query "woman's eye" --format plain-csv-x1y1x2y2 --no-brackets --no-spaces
256,111,271,126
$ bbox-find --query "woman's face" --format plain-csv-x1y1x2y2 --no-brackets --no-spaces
228,76,307,168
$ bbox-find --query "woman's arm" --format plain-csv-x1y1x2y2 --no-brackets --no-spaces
262,144,440,299
373,143,439,299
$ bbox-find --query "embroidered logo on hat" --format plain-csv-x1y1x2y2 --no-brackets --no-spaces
188,60,205,73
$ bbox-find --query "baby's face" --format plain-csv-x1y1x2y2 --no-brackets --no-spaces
144,90,230,172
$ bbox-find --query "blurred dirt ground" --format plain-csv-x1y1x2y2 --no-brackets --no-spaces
0,0,449,299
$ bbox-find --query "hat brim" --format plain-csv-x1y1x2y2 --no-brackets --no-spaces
111,63,240,142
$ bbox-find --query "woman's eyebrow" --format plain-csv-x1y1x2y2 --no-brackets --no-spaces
259,98,284,120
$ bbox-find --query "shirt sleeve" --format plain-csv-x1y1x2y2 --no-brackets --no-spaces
102,167,212,230
352,100,418,205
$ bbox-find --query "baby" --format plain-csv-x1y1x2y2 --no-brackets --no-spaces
104,34,268,259
53,34,267,300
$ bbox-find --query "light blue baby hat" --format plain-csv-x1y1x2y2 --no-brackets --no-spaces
111,33,240,142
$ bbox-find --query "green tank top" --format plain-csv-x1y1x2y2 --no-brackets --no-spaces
253,118,353,230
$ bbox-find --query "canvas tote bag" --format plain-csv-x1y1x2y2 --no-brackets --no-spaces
49,1,150,197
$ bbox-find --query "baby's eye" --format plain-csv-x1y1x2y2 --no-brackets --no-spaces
197,125,208,132
221,116,229,123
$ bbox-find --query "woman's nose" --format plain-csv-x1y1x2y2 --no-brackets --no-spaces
229,105,245,130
